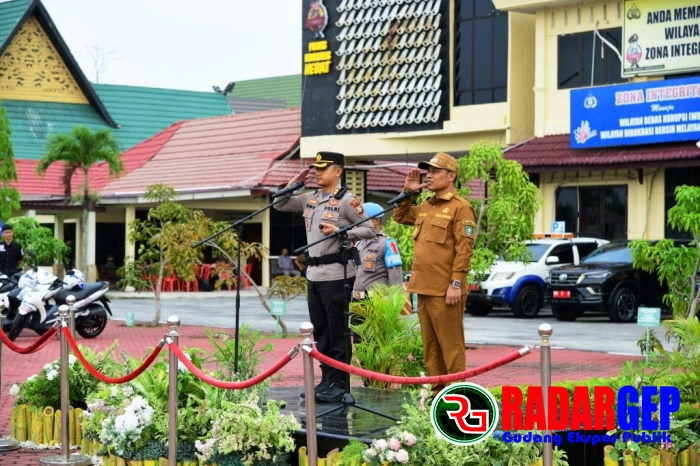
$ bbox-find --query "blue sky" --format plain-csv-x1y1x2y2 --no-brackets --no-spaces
39,0,302,91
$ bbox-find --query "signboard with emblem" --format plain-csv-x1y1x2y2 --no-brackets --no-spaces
570,76,700,148
622,0,700,78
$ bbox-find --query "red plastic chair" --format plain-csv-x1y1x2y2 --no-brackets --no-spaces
181,265,200,292
162,272,180,292
200,264,213,281
240,263,253,290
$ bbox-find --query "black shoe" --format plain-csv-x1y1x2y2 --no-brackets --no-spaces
300,368,333,399
316,384,347,403
316,370,348,403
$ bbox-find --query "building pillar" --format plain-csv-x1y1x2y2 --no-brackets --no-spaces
75,217,83,271
86,211,97,282
53,215,65,276
125,206,136,260
261,204,271,288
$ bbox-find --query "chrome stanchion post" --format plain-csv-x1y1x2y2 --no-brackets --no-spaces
539,323,553,466
167,316,181,466
40,306,91,466
66,295,76,341
300,322,318,466
0,303,19,452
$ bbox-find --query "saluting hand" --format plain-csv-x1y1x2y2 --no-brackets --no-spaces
289,169,312,186
404,168,428,192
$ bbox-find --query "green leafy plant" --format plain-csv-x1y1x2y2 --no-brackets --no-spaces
11,341,122,409
0,100,21,222
349,284,424,388
6,216,68,266
341,439,369,466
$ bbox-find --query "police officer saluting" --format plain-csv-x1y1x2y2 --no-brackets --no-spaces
352,202,403,301
273,151,374,403
0,224,23,276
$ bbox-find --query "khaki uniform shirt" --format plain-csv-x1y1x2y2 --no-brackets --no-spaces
393,189,476,296
353,233,404,294
273,184,375,282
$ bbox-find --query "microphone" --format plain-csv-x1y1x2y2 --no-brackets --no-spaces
272,180,305,198
387,189,414,205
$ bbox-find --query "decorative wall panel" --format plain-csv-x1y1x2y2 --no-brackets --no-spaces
302,0,449,137
0,15,88,104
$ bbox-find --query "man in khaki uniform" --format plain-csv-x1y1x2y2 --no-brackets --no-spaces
274,151,374,403
393,152,477,396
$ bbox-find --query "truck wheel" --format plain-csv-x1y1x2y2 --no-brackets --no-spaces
467,303,492,316
608,287,637,322
551,305,581,322
512,285,542,318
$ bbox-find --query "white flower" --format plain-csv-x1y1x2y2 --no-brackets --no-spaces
384,450,396,462
68,354,77,366
401,431,417,446
27,374,38,382
9,384,20,396
374,439,387,452
395,449,409,463
43,363,53,371
110,386,118,397
46,369,59,381
122,385,134,397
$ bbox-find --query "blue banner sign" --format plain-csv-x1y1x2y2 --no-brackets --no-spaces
570,76,700,148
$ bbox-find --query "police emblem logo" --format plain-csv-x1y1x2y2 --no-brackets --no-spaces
309,199,318,204
366,254,374,259
304,210,311,216
316,153,323,161
350,198,364,215
324,212,336,219
329,198,339,206
365,261,372,268
442,208,449,213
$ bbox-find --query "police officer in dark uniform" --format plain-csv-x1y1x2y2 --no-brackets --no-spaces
273,151,375,403
0,224,23,276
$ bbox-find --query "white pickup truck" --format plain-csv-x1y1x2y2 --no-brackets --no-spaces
467,237,608,318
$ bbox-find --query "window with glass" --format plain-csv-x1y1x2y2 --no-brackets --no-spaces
557,28,626,89
554,185,628,240
454,0,508,105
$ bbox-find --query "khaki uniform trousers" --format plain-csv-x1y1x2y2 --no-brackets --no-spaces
417,294,467,396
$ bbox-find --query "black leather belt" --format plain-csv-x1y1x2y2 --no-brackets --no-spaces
305,252,342,267
306,247,361,267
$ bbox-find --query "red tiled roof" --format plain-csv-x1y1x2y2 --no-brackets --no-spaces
14,122,182,197
505,134,700,169
101,109,301,195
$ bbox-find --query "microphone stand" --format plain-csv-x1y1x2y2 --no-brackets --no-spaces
294,201,405,422
193,193,295,375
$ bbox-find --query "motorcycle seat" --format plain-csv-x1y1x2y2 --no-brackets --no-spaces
55,282,107,301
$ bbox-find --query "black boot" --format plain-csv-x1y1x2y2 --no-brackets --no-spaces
300,366,333,399
316,369,348,403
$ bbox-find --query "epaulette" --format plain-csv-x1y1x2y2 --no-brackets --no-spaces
332,185,348,199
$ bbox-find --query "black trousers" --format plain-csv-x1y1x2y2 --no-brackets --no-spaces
307,277,354,367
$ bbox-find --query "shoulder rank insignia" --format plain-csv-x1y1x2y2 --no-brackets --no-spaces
444,192,454,200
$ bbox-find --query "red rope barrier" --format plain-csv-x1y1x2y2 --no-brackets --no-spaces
168,339,296,390
0,326,58,354
309,347,530,386
63,326,164,384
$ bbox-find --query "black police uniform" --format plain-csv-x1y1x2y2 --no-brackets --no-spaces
0,241,23,276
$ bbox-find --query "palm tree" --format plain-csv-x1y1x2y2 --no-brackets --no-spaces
36,125,123,273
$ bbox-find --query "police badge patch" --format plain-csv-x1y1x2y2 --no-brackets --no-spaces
350,199,364,215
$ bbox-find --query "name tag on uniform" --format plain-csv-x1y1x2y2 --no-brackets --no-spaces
0,245,5,252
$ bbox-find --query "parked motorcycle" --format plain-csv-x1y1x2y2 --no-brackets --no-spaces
0,268,24,333
7,269,112,341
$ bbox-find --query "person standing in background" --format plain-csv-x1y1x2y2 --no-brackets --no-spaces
393,152,477,397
